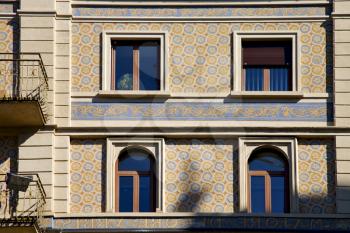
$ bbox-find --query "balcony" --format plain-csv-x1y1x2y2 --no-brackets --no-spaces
0,173,46,233
0,53,48,127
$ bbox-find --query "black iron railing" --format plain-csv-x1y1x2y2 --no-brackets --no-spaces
0,53,49,119
0,173,46,228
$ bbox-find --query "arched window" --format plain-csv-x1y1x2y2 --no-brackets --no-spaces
248,148,289,213
116,148,155,212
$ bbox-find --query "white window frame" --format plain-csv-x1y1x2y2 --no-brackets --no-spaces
238,137,299,213
232,31,300,93
106,138,165,213
102,31,169,93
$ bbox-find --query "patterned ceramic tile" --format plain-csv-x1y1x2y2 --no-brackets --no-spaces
298,139,336,214
164,139,237,212
0,19,19,97
0,136,17,175
71,21,331,94
73,6,327,17
70,139,106,213
0,2,17,13
71,102,331,122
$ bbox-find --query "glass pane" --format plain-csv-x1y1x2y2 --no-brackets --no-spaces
115,44,133,90
251,176,265,213
139,41,160,90
139,176,152,212
119,149,152,172
249,152,286,172
271,176,286,213
270,67,290,91
119,176,133,212
245,67,263,91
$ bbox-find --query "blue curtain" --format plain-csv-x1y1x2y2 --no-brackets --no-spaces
245,68,263,91
270,67,289,91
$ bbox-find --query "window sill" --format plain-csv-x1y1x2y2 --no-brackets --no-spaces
97,90,171,98
230,91,304,99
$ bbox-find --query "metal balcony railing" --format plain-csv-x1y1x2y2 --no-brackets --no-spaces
0,53,49,120
0,173,46,228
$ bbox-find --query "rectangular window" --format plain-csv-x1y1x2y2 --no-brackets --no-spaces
111,40,160,91
242,40,292,92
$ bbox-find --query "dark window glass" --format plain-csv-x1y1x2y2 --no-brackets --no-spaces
115,45,133,90
118,150,151,172
139,42,160,91
271,176,286,213
242,40,292,91
139,176,152,212
249,152,286,172
270,67,289,91
112,40,160,91
245,67,263,91
251,176,265,213
119,176,133,212
249,149,289,213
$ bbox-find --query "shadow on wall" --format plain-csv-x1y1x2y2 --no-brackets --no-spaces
322,19,334,126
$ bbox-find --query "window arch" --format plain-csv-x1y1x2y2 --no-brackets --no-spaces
248,147,289,213
115,148,155,212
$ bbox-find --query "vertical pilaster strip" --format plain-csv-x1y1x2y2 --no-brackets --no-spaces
333,0,350,213
55,0,71,127
18,130,54,214
54,135,70,213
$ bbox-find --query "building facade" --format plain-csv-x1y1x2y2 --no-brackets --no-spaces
0,0,350,232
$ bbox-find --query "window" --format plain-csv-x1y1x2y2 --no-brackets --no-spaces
248,149,289,213
238,137,298,213
242,40,292,91
102,32,168,93
111,40,160,91
116,148,155,212
232,32,299,93
106,138,164,213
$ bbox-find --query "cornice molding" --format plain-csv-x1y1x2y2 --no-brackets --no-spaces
71,0,331,7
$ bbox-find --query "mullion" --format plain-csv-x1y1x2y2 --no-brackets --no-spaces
133,44,140,91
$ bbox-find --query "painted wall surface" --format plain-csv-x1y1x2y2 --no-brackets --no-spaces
69,138,336,214
298,139,336,214
71,21,331,94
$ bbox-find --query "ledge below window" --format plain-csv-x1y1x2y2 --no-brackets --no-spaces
97,90,171,98
230,91,304,99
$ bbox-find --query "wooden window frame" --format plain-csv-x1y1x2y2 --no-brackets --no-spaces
247,170,289,213
111,40,160,91
115,157,156,212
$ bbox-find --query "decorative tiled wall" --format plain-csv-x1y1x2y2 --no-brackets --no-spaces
70,139,106,213
298,139,336,214
165,139,237,212
0,19,19,97
71,21,331,93
0,136,17,175
71,102,332,122
73,6,328,18
69,138,335,214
